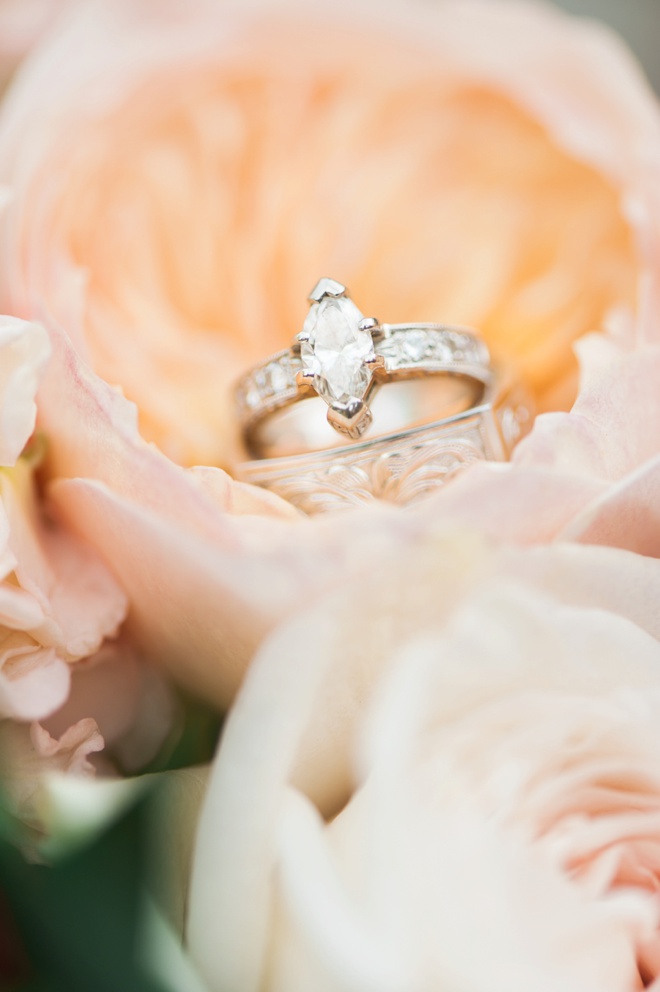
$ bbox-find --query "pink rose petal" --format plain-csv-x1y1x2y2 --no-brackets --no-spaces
0,316,49,466
0,715,103,832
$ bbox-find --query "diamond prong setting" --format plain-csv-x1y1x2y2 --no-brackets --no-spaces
295,367,317,395
364,354,386,372
299,278,379,435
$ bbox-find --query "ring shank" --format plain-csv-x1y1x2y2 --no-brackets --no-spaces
236,373,532,514
236,322,491,454
247,372,487,458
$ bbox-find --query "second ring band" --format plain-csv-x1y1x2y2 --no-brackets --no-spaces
237,374,531,513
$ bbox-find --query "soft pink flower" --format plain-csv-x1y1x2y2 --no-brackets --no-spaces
43,639,177,773
188,538,660,991
0,318,165,798
0,316,127,721
0,0,658,713
0,717,104,845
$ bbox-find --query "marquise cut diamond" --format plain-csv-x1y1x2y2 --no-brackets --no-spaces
301,296,375,409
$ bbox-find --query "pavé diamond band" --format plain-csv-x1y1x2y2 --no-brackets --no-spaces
235,279,532,512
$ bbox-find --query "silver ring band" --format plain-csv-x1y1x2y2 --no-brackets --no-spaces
234,279,532,512
238,321,491,458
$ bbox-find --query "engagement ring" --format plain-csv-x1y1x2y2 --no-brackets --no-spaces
235,278,531,513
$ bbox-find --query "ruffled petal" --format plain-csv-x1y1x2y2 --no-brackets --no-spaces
0,316,49,466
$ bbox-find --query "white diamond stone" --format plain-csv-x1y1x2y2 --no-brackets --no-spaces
301,295,375,409
401,330,430,363
245,383,261,409
266,361,290,394
429,339,453,363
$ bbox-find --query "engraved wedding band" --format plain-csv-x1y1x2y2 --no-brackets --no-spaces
235,278,531,513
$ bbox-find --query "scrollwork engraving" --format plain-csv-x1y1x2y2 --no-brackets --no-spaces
261,434,485,513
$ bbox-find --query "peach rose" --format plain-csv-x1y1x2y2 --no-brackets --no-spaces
188,536,660,991
0,0,657,711
0,0,650,459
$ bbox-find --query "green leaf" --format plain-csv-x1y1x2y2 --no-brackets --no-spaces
0,788,169,992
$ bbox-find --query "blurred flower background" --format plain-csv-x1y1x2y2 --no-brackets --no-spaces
0,0,659,991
